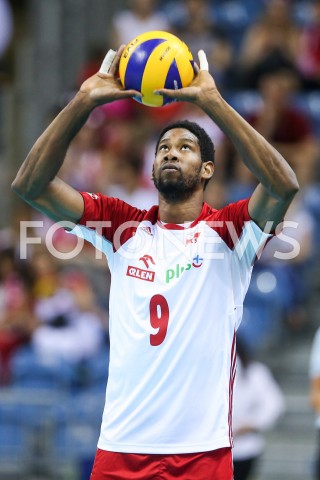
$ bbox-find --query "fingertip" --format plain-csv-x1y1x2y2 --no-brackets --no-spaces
99,49,117,74
198,49,209,71
118,44,126,55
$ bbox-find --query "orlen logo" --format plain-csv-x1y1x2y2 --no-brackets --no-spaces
139,255,155,269
126,254,156,282
166,255,203,283
126,266,155,282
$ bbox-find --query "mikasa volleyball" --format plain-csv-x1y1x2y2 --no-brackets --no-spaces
118,31,195,107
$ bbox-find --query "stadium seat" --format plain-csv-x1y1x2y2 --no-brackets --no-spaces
81,347,109,392
52,391,104,466
213,1,260,28
239,265,289,351
0,403,30,476
211,1,262,50
10,346,76,391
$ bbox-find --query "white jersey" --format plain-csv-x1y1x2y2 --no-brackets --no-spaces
70,192,270,454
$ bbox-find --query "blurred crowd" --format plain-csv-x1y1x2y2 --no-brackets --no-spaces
0,0,320,401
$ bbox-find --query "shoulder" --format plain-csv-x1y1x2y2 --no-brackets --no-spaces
78,192,158,226
202,199,252,249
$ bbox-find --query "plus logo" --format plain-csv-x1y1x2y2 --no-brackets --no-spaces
139,254,155,269
166,256,204,283
192,255,203,268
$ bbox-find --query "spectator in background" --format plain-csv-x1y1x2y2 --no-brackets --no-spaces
32,247,60,299
106,155,158,210
247,68,318,188
309,327,320,479
233,336,285,480
219,69,317,328
0,248,38,384
207,37,234,94
77,45,109,87
236,0,300,89
296,0,320,91
216,68,319,201
99,101,156,198
32,254,106,364
169,0,225,58
60,114,106,193
169,0,234,92
111,0,169,48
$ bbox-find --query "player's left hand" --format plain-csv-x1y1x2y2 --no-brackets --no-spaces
154,50,220,108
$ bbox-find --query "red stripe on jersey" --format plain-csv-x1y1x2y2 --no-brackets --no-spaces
228,331,237,446
77,193,252,250
78,192,158,251
206,198,252,250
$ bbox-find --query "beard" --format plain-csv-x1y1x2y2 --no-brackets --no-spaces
153,164,203,203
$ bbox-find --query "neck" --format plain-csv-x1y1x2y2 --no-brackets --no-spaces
158,191,204,224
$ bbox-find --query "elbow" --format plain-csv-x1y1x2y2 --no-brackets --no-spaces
11,176,32,201
282,174,300,201
11,177,23,197
11,177,22,196
290,177,300,197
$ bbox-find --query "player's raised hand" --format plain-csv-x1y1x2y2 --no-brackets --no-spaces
79,46,141,105
154,50,219,108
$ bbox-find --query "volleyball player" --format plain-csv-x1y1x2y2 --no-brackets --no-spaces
12,46,298,479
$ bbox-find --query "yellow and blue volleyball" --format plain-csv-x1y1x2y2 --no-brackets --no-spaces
119,31,195,107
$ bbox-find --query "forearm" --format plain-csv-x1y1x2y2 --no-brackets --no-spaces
12,91,94,200
200,93,299,200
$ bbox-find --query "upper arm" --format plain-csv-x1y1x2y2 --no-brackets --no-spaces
20,177,84,225
248,183,294,232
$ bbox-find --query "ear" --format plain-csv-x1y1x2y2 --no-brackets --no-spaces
202,161,214,181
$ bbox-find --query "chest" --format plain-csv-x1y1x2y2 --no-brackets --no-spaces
114,223,231,288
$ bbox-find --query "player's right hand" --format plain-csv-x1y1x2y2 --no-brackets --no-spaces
79,46,141,106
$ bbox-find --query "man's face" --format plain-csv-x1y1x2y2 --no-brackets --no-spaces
153,128,203,202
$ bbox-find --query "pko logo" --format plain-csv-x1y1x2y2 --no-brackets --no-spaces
166,255,203,283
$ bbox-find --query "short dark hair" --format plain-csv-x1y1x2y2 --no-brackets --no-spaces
155,120,215,165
